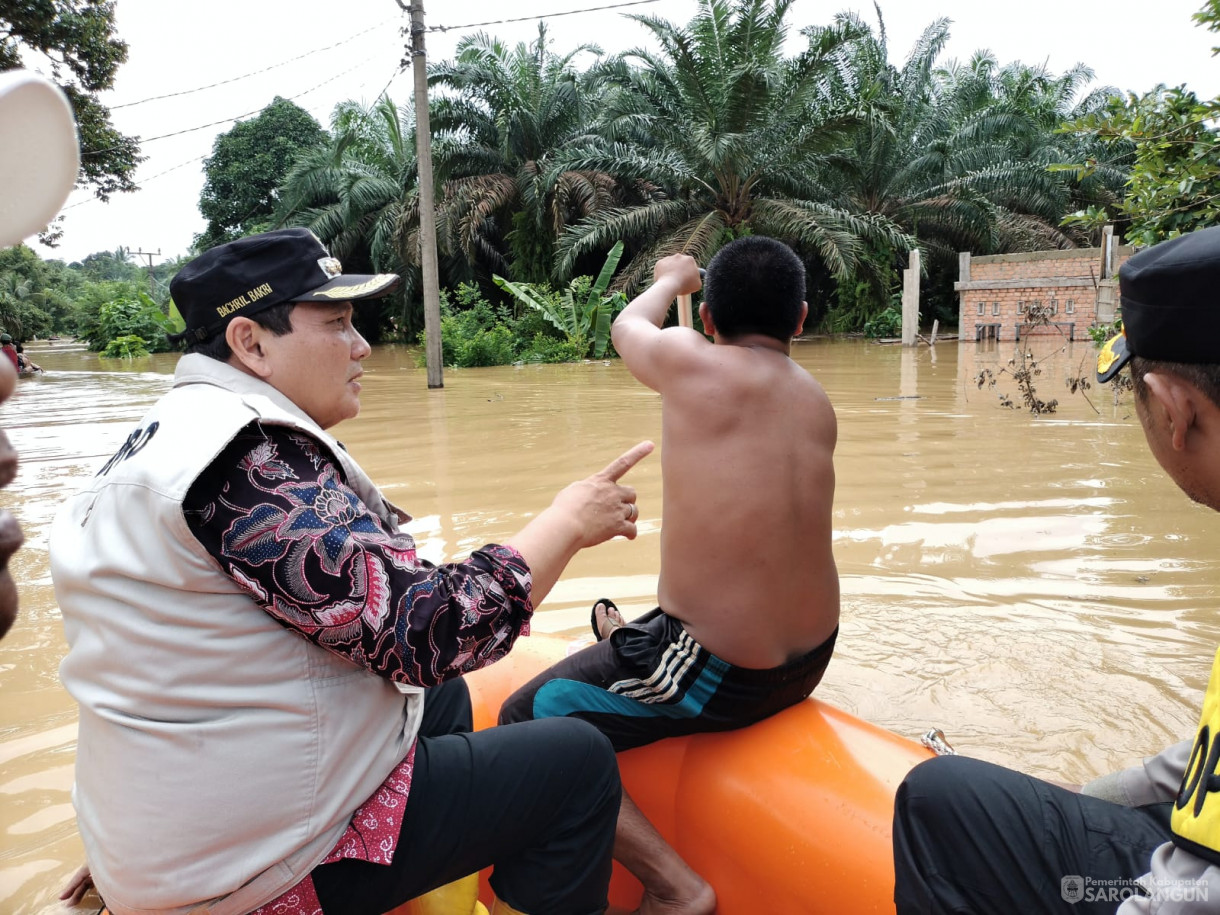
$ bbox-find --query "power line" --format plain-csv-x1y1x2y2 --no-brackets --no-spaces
82,1,662,158
82,58,379,157
60,154,209,211
111,18,399,110
427,0,660,33
63,61,409,211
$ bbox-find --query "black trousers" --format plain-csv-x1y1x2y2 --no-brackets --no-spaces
893,755,1173,914
313,678,621,915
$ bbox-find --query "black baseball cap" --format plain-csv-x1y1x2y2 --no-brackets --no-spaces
1098,226,1220,383
170,228,400,342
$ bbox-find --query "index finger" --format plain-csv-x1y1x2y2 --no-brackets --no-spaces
597,441,655,482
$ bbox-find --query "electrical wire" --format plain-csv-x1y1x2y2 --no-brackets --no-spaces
426,0,661,33
111,18,399,110
60,155,208,210
82,1,663,158
69,0,665,207
63,61,409,210
82,58,379,157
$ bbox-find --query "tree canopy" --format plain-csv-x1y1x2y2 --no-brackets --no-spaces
25,0,1220,344
1,0,142,241
1063,1,1220,245
195,97,329,252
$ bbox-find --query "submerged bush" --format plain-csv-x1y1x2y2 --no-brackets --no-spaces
81,292,176,354
101,334,152,359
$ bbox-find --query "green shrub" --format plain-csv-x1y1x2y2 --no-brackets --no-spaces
862,305,903,339
82,292,176,353
450,321,517,367
420,284,520,368
493,242,625,358
101,334,151,359
519,332,589,364
1088,316,1122,347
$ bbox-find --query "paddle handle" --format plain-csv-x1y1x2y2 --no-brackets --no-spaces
676,293,693,328
675,267,705,329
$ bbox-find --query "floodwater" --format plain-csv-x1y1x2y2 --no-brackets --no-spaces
2,336,1216,913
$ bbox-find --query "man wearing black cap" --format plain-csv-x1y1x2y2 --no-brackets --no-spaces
51,228,653,915
891,225,1220,914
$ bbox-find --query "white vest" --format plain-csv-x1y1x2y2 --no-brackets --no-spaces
53,355,424,915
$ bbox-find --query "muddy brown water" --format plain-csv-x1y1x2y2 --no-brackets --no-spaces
2,337,1215,912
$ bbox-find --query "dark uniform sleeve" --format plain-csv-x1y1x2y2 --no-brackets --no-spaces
183,421,533,686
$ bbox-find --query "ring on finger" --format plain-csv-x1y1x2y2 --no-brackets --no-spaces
626,503,637,522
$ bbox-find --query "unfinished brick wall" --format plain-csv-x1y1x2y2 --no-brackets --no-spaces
956,245,1134,342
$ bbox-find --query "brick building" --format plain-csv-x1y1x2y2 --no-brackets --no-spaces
956,233,1134,342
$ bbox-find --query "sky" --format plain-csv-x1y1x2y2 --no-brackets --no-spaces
20,0,1220,267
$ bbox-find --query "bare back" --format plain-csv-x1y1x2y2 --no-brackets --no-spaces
653,339,838,669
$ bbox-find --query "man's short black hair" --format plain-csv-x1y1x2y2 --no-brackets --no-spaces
703,236,805,342
172,301,297,359
1132,355,1220,410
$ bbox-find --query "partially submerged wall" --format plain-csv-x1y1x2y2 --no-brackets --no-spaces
956,238,1134,342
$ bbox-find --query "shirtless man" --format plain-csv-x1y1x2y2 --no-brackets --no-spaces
500,236,840,914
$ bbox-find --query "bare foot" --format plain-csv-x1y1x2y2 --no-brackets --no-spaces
634,881,717,915
616,792,716,915
593,600,626,640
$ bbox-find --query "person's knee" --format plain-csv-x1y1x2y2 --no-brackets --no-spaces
497,684,534,727
537,717,620,809
901,755,973,799
897,755,1030,844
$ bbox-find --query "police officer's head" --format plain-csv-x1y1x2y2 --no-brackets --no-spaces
1097,227,1220,509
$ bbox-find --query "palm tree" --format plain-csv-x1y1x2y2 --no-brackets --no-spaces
554,0,912,294
275,96,424,331
0,273,46,337
429,24,660,285
810,10,1128,325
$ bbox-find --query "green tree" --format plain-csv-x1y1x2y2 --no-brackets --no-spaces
429,25,653,284
0,0,141,239
275,96,421,335
75,246,139,282
1062,1,1220,245
1065,86,1220,246
815,12,1124,326
196,97,328,251
556,0,911,296
0,246,80,335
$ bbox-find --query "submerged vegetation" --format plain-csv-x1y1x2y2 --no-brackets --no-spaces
8,1,1220,358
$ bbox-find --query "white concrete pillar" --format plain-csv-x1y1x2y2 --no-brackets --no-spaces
902,248,921,347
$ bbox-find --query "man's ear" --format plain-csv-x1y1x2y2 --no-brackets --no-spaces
794,301,809,338
698,301,716,336
1143,371,1199,452
225,317,272,378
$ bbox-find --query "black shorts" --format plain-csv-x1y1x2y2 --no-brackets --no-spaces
499,608,837,752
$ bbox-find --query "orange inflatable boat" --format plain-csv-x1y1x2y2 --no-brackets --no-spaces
95,633,932,915
453,633,934,914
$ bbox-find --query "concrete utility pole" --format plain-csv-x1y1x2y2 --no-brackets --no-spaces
131,248,161,300
399,0,443,388
901,248,921,347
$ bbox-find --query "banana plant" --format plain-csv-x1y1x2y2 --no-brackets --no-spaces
494,241,625,358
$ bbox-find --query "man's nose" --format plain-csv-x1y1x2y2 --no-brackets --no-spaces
353,329,371,359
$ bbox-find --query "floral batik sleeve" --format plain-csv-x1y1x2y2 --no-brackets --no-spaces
183,422,533,686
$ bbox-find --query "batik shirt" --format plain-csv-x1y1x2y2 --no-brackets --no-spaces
182,421,534,915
